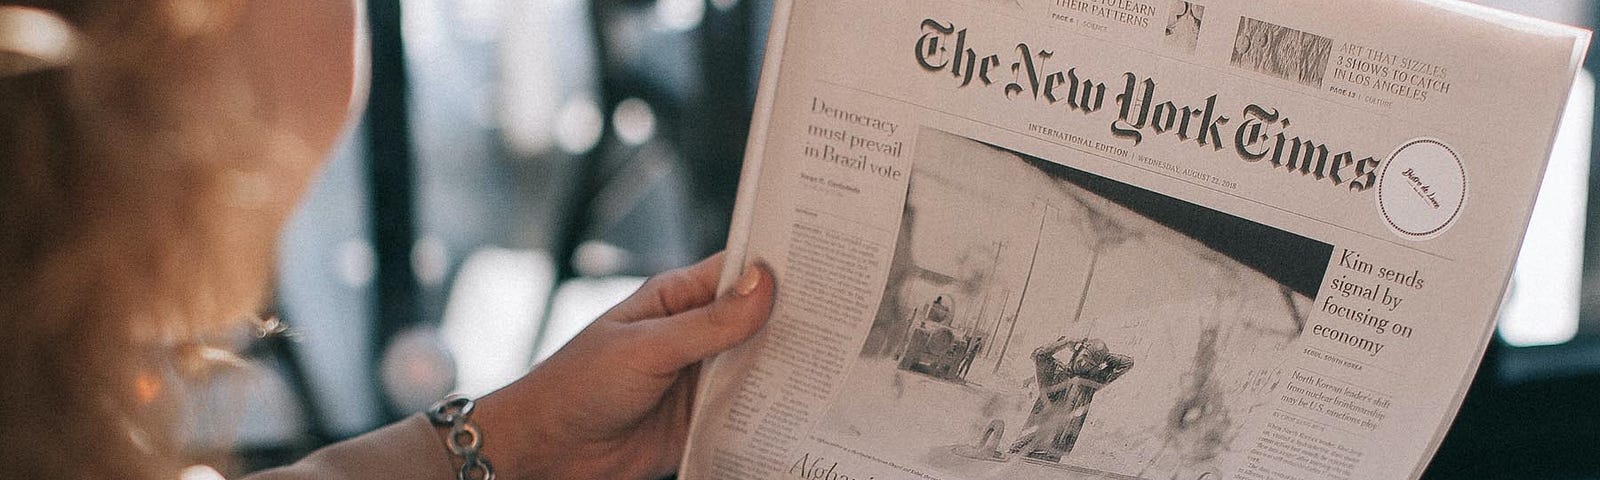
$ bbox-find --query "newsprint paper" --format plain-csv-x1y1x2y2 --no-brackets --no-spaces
683,0,1589,479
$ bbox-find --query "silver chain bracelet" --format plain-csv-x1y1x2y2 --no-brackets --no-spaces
426,395,495,480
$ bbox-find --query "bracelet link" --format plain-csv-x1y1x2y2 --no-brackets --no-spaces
427,395,495,480
447,423,483,457
460,457,494,480
427,395,475,426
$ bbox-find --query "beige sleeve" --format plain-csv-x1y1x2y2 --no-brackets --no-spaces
242,414,454,480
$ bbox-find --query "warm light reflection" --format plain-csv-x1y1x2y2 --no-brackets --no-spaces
134,372,162,405
379,328,456,412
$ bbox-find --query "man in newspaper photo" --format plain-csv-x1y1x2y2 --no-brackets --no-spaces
1010,337,1134,463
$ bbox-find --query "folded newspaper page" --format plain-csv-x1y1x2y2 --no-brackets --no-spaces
683,0,1589,478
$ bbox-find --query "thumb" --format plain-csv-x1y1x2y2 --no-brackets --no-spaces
630,261,776,376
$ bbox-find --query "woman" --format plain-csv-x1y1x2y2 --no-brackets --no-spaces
0,1,774,479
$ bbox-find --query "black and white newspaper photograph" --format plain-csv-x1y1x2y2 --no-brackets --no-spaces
1163,1,1205,54
813,129,1334,479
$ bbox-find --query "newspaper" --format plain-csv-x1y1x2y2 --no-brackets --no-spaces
682,0,1590,478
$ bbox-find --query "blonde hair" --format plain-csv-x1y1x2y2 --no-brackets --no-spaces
0,1,319,477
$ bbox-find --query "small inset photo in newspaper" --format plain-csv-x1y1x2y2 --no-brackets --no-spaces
1163,1,1205,54
1230,16,1333,87
814,128,1334,479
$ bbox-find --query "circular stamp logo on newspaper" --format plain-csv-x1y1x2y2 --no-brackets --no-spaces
1376,138,1466,240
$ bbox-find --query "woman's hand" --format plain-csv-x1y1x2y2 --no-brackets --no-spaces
471,252,775,480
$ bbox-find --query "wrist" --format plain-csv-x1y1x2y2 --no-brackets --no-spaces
465,379,562,480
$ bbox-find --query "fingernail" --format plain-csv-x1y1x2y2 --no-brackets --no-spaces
734,263,763,296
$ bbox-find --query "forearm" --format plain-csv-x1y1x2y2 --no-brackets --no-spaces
242,415,452,480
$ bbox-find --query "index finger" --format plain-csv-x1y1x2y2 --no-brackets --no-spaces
604,252,726,322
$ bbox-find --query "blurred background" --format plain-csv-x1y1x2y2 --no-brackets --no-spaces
193,1,1600,478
